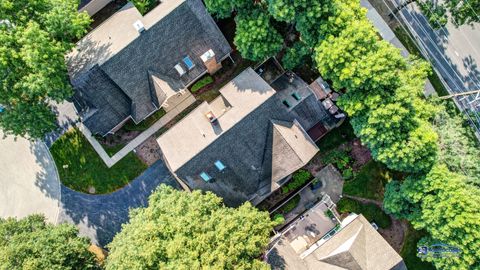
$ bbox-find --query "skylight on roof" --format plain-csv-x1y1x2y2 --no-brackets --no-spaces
200,172,212,182
174,64,185,76
214,160,226,171
183,56,195,70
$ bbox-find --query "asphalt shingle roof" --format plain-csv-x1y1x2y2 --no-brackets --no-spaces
159,69,333,206
69,0,231,135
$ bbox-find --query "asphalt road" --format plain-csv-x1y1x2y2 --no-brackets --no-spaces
58,159,181,247
393,0,480,131
0,133,61,223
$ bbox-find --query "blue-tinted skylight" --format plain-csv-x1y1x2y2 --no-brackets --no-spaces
183,56,195,70
214,160,226,171
200,172,211,182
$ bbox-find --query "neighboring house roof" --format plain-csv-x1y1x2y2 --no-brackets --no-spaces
68,0,232,135
157,68,334,206
268,214,407,270
72,66,131,135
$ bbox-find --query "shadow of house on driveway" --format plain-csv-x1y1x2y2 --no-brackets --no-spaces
57,159,180,247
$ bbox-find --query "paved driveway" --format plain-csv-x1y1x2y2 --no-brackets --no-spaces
58,159,180,247
0,132,61,223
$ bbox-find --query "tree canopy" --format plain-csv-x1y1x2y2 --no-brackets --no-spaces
0,0,90,139
314,2,438,173
204,0,255,19
0,214,96,269
234,10,283,61
106,185,275,270
384,165,480,270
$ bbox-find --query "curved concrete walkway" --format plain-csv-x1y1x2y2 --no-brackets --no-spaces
0,133,61,223
58,159,181,247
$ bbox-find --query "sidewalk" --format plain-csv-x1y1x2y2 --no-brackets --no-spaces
79,94,196,168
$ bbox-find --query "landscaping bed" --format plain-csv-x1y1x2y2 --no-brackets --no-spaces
50,128,147,194
337,197,391,229
257,169,313,212
95,130,140,157
95,109,167,157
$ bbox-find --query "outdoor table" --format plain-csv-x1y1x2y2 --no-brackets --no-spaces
322,98,333,110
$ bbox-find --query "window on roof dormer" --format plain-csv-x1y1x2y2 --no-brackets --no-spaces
183,56,195,70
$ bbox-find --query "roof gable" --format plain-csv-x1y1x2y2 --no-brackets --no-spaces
271,120,319,187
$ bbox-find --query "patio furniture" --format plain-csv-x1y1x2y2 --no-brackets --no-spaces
328,105,339,114
322,98,333,110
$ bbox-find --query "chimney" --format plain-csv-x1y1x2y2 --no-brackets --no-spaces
200,49,222,74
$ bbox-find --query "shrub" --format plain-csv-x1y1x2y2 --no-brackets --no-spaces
191,76,214,93
273,214,285,225
132,0,158,15
277,194,301,214
281,169,312,194
342,168,354,180
325,209,334,219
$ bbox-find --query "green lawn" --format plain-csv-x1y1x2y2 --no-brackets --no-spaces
401,225,436,270
337,197,391,229
343,161,403,201
50,128,148,194
393,27,449,97
316,121,356,152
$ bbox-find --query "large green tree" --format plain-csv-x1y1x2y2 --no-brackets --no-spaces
0,214,96,269
234,10,283,61
0,0,90,139
314,13,438,173
267,0,336,45
384,165,480,270
106,185,275,270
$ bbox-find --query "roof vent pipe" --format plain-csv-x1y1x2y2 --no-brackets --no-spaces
133,20,145,33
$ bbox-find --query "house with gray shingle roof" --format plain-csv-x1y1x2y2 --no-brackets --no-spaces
157,67,338,206
268,212,407,270
68,0,232,136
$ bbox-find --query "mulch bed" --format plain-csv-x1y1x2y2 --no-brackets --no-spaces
134,136,162,166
